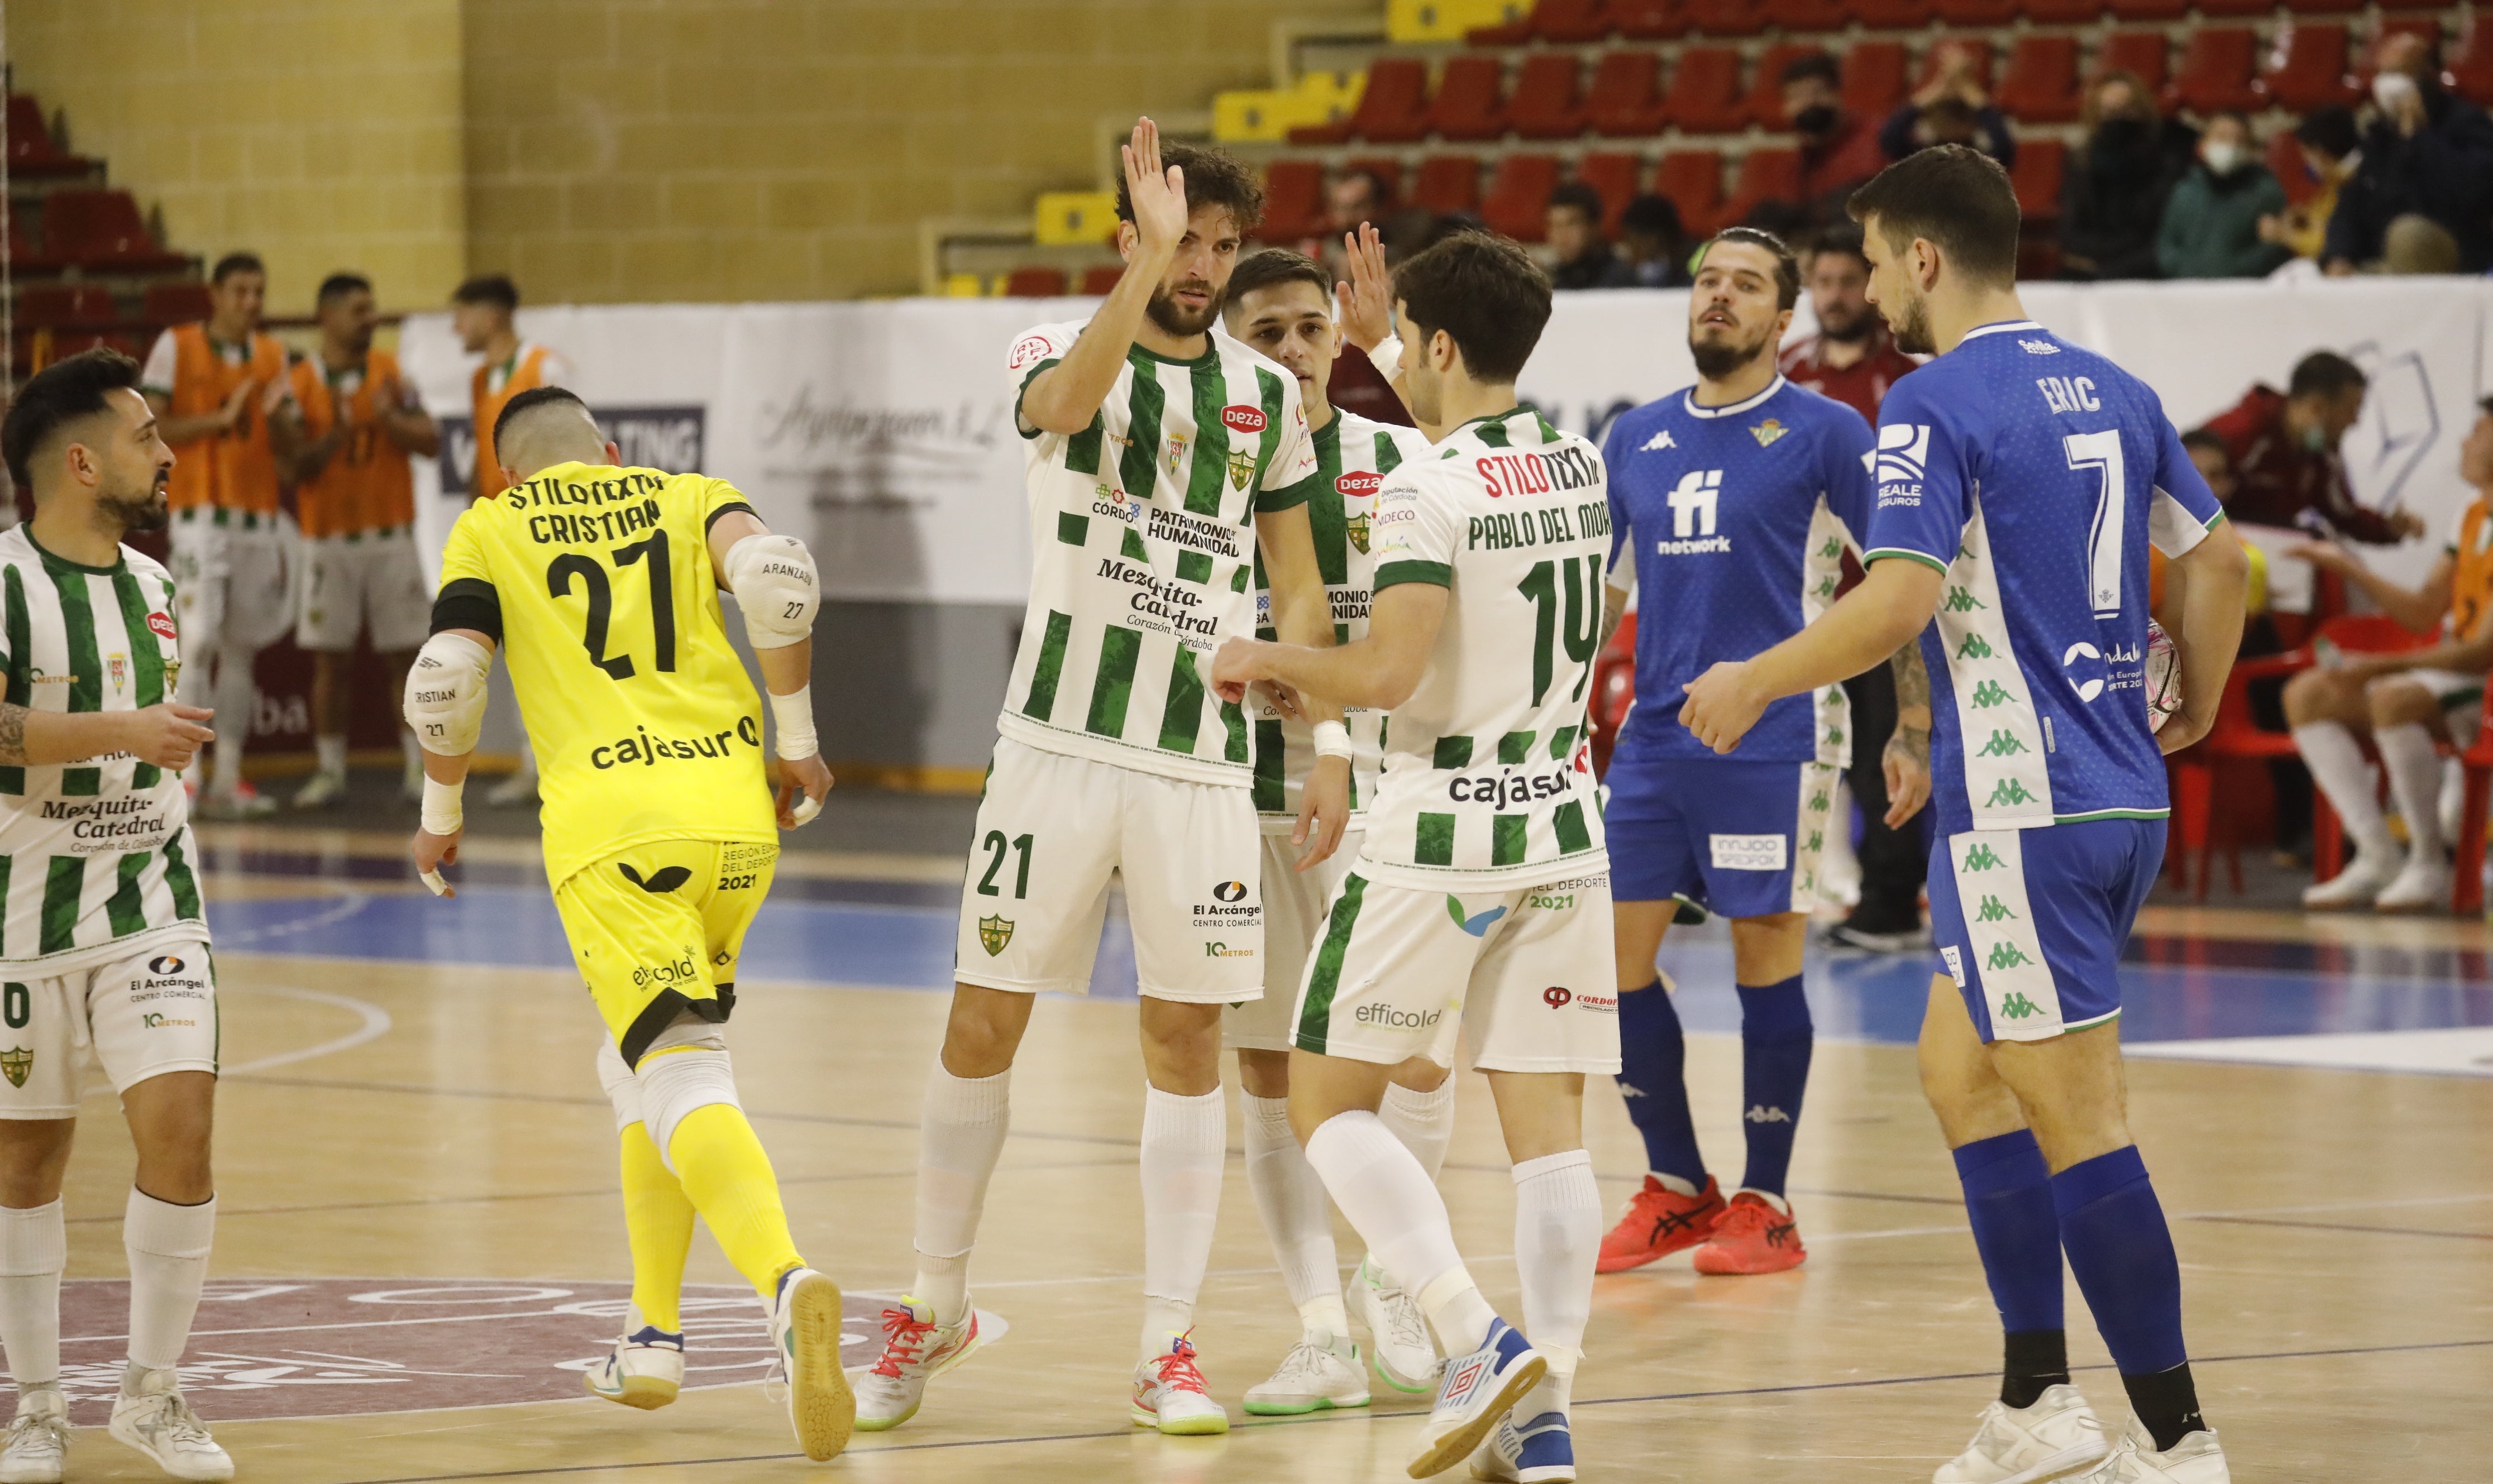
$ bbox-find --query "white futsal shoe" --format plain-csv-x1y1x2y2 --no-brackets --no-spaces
0,1390,67,1484
2061,1416,2228,1484
1408,1319,1545,1480
2373,853,2452,913
291,768,347,810
584,1304,685,1409
2300,849,2402,909
1469,1409,1576,1483
1934,1385,2110,1484
1243,1331,1369,1415
852,1297,987,1432
1131,1332,1229,1435
1352,1255,1441,1393
768,1267,854,1462
108,1369,232,1482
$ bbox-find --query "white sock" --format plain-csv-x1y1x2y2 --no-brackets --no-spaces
314,734,347,777
911,1061,1010,1327
2377,721,2446,859
1518,1359,1577,1423
2295,722,2392,858
1378,1078,1456,1181
1305,1110,1493,1354
124,1190,214,1372
1138,1085,1225,1360
1649,1170,1699,1196
1242,1093,1346,1337
1511,1150,1599,1367
0,1201,64,1392
208,647,255,795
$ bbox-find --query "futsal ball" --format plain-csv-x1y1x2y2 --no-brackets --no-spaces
2144,619,2181,731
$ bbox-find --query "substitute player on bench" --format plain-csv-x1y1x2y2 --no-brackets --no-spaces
405,386,853,1462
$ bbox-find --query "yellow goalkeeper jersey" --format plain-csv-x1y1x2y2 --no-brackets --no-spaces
435,461,777,886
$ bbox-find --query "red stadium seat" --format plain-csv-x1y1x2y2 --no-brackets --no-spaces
16,285,117,327
1716,147,1802,228
1680,0,1768,36
2266,23,2357,112
4,219,63,278
1413,155,1483,216
2172,28,2263,115
2009,138,2065,219
1658,45,1746,134
1003,266,1067,298
2096,31,2170,96
1848,0,1932,31
1770,0,1851,32
1079,265,1124,296
2375,0,2447,10
2363,19,2445,79
1292,57,1430,144
1655,149,1727,236
1931,0,2017,27
2451,24,2493,107
1842,41,1911,121
5,97,95,179
41,190,188,274
1999,35,2083,123
2019,0,2104,21
1586,51,1668,137
1260,160,1328,241
2195,0,2272,15
1429,56,1511,142
1465,8,1535,45
1914,38,1995,93
1613,0,1689,40
1577,152,1645,234
1482,154,1563,240
1509,53,1591,140
1346,157,1406,207
2105,0,2187,19
1744,44,1819,128
1530,0,1619,42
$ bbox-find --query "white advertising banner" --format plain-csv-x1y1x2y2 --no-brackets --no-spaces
394,279,2491,602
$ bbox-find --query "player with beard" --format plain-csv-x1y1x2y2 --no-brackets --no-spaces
0,350,235,1483
857,119,1341,1438
1779,223,1930,953
1682,146,2247,1484
1592,228,1930,1279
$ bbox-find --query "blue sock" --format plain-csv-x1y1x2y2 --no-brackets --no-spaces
1953,1130,2068,1408
1614,981,1705,1188
1735,976,1812,1196
2052,1146,2189,1377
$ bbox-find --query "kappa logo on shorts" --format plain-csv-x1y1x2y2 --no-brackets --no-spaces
618,864,694,894
0,1048,27,1088
978,916,1014,956
1997,990,2043,1020
146,956,185,976
1445,897,1507,937
1542,985,1572,1008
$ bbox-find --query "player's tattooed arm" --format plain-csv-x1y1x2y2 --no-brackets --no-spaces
0,699,211,769
1882,642,1933,826
0,702,23,765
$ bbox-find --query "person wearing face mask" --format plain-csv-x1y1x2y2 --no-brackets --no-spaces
2323,33,2493,274
2059,72,2194,280
2156,110,2291,279
1782,52,1890,224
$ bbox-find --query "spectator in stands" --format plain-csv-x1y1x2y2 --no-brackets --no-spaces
1879,43,2015,170
2324,33,2493,274
1327,166,1393,241
2200,350,2422,544
1607,194,1691,288
2381,213,2463,274
1546,182,1623,290
2262,107,2361,262
2060,70,2194,280
2157,110,2292,279
1782,52,1888,223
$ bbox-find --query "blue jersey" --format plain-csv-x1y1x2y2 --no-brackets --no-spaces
1862,320,2225,834
1601,376,1876,765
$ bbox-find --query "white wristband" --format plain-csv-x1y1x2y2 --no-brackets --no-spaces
1312,720,1353,760
421,775,465,836
770,686,819,761
1365,335,1402,380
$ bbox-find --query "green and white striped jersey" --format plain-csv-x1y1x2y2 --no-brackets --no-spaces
1357,407,1612,889
1252,410,1434,832
0,528,205,973
1000,319,1322,786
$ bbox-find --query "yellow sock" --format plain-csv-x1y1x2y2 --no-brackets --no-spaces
668,1103,805,1298
620,1122,694,1332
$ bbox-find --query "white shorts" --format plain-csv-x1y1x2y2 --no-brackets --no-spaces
297,529,431,652
1290,868,1620,1074
1224,828,1364,1052
2390,668,2488,718
0,940,218,1118
169,509,297,657
954,738,1263,1003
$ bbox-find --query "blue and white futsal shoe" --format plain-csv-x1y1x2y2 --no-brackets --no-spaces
1405,1319,1546,1480
584,1303,686,1409
1469,1410,1575,1483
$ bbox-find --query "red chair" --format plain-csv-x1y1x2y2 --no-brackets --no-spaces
1843,41,1912,122
16,285,116,327
1482,154,1563,240
1999,35,2084,124
2171,27,2264,114
2021,0,2105,21
2266,22,2357,113
1577,152,1646,234
1413,155,1483,217
1587,51,1668,137
2377,0,2449,10
2266,128,2320,206
1717,147,1803,227
4,96,95,179
2196,0,2275,15
2097,31,2171,97
1509,53,1591,140
1293,56,1430,144
1680,0,1769,35
1613,0,1689,40
4,219,62,279
1002,266,1067,298
1655,149,1727,236
1849,0,1933,31
2451,688,2493,912
1077,266,1123,296
1932,0,2018,27
40,190,189,274
2009,138,2065,220
1537,0,1623,42
2107,0,2187,19
1430,56,1511,142
1589,613,1637,779
1259,160,1328,241
1744,44,1821,129
2451,23,2493,107
1658,46,1746,134
1345,157,1406,207
1770,0,1851,31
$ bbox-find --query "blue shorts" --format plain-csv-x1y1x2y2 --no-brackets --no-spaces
1926,818,2164,1044
1604,754,1843,920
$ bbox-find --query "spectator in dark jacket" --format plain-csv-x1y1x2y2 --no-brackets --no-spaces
1604,194,1691,287
2060,70,2195,280
1783,52,1889,223
2157,110,2293,279
2199,351,2425,545
2323,33,2493,272
1546,183,1623,290
1880,43,2016,169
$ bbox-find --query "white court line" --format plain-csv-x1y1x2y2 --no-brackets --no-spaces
212,892,375,946
221,987,396,1076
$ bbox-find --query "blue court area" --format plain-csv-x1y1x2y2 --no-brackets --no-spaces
199,845,2493,1047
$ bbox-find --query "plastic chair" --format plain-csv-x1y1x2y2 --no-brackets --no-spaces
1292,57,1430,145
1259,160,1328,241
1481,154,1563,241
1849,0,1933,31
2266,129,2319,207
2451,688,2493,912
1613,0,1689,41
1430,55,1512,142
2171,28,2264,116
2009,139,2066,221
1770,0,1851,32
1002,266,1067,298
141,281,214,326
1999,35,2083,124
1657,46,1746,135
1655,149,1728,236
2106,0,2187,20
1680,0,1769,35
2097,31,2171,98
16,284,116,327
1537,0,1623,43
1509,53,1592,140
2021,0,2105,21
1843,41,1912,122
2451,23,2493,108
1577,152,1646,234
1931,0,2017,27
2265,22,2357,113
39,190,188,274
1590,612,1638,780
1716,147,1803,228
1413,155,1483,217
1587,51,1667,137
1744,44,1820,130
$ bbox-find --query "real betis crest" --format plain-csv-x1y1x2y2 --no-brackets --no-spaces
0,1048,29,1089
1226,447,1257,491
1750,418,1789,448
977,916,1014,956
1346,512,1372,554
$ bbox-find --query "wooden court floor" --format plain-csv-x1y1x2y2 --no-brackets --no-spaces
23,834,2491,1482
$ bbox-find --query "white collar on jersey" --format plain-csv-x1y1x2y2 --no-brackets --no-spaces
1680,374,1787,420
1959,320,2047,342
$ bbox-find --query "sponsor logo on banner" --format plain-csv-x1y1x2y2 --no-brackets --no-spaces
1221,404,1267,434
436,407,706,498
1710,834,1789,871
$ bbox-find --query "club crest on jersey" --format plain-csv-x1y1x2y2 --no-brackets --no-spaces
164,659,182,693
978,916,1014,956
1163,436,1188,476
1345,512,1372,554
1006,334,1053,371
1749,418,1789,448
146,611,178,642
1225,447,1257,491
1220,404,1267,435
107,654,126,693
0,1048,25,1089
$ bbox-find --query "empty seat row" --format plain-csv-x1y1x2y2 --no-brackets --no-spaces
12,281,213,329
4,95,99,180
4,190,193,276
1467,0,2448,46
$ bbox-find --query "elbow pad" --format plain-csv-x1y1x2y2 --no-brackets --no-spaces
404,631,493,757
723,533,819,649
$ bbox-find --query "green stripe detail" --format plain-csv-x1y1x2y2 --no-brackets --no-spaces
1433,735,1474,769
1023,610,1073,722
1376,559,1451,590
1864,547,1950,573
1220,698,1248,763
1117,355,1167,503
2052,808,2172,823
1121,526,1150,563
39,856,84,955
1415,812,1456,865
1086,625,1142,736
104,851,150,937
46,565,101,798
1307,419,1349,586
1491,814,1527,866
1066,413,1106,473
1553,799,1591,853
1056,512,1090,547
1373,430,1403,475
1497,730,1535,765
1295,873,1367,1055
1548,725,1578,759
1253,368,1289,513
110,571,168,789
0,568,25,795
1176,550,1212,585
1231,564,1250,592
1157,647,1206,755
163,833,201,921
1475,418,1511,448
1252,719,1286,812
1185,354,1229,516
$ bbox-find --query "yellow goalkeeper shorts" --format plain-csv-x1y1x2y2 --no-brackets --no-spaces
551,837,780,1065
